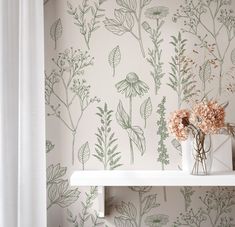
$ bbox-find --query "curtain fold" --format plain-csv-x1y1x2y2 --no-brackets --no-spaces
0,0,46,227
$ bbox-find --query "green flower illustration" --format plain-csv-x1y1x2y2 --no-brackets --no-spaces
116,73,149,164
116,72,149,98
145,6,169,20
145,214,169,227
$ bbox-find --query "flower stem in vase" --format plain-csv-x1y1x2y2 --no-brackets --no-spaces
191,132,211,175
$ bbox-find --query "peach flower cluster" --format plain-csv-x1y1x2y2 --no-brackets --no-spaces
168,109,191,141
168,101,226,141
191,101,225,134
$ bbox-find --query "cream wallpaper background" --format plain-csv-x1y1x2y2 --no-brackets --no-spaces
45,0,235,226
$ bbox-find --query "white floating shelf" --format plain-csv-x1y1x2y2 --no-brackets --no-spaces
70,170,235,217
70,170,235,186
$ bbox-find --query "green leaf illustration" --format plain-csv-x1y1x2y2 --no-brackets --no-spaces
78,142,90,170
127,126,146,155
104,0,147,57
109,45,121,77
142,194,160,214
140,97,152,128
46,140,55,153
114,9,126,23
114,217,135,227
47,163,67,185
116,201,137,219
47,180,80,209
48,183,57,202
125,12,134,29
231,48,235,65
116,0,137,11
50,18,62,49
115,187,159,227
116,101,131,129
104,19,127,35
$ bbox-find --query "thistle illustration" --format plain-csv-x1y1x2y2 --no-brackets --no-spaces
116,72,149,164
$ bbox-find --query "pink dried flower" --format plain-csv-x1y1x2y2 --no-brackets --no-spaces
168,109,191,141
191,101,225,134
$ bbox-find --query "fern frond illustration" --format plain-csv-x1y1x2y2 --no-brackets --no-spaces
104,0,152,57
93,103,122,170
167,32,197,108
45,47,99,165
142,6,169,94
67,0,106,49
174,0,235,95
47,163,80,209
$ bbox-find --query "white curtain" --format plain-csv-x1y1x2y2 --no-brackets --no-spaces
0,0,46,227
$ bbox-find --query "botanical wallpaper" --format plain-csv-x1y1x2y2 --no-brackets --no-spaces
44,0,235,226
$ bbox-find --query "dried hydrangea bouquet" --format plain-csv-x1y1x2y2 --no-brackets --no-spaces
168,100,234,175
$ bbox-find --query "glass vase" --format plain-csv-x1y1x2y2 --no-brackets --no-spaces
182,133,213,175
